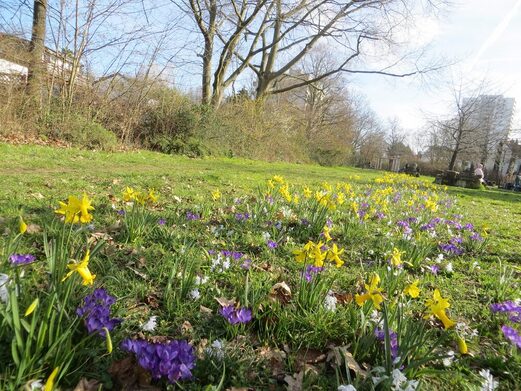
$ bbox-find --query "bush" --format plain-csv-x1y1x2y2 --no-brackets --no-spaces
41,113,117,150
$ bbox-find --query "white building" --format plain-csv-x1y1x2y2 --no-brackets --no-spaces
462,95,515,173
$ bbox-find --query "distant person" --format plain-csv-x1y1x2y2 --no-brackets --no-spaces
474,163,485,186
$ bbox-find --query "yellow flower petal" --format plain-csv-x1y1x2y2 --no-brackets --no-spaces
24,298,39,316
44,367,59,391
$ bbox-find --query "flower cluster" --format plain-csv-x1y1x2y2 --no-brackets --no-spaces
293,240,344,268
123,187,158,205
9,253,36,266
76,288,121,336
491,300,521,348
55,193,94,224
121,338,196,382
219,305,253,325
374,327,399,360
424,289,455,329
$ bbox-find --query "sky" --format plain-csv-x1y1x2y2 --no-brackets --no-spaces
349,0,521,146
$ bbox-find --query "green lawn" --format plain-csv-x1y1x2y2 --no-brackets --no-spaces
1,143,520,390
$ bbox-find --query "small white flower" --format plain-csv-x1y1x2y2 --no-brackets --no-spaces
369,310,381,324
195,275,208,285
189,288,200,300
0,274,9,304
435,254,444,263
445,262,453,273
472,261,481,270
368,249,374,255
479,368,499,390
29,379,44,390
205,339,225,360
324,292,337,312
261,231,271,241
142,316,158,332
338,385,357,391
391,368,407,388
442,350,455,367
222,259,230,270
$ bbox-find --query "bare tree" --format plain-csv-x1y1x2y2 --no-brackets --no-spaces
26,0,48,106
429,79,494,171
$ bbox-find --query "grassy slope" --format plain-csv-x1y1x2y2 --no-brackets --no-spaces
1,143,521,389
1,143,519,259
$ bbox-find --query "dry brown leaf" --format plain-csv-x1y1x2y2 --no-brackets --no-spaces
109,356,160,390
215,297,236,307
25,224,41,234
73,378,100,391
327,346,367,379
269,282,292,305
200,305,213,315
181,320,193,335
284,371,304,391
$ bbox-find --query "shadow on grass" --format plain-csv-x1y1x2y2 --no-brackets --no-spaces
447,186,521,204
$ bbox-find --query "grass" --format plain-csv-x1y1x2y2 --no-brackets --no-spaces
1,142,521,390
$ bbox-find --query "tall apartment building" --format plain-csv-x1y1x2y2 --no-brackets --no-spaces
462,95,515,173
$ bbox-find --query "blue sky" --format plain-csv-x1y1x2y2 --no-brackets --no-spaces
349,0,521,143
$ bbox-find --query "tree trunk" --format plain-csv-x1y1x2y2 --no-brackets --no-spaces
27,0,48,107
448,145,459,170
201,36,213,105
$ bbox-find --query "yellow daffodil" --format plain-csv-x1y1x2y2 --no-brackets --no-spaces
147,189,158,203
310,241,326,267
24,298,39,316
355,274,384,310
403,280,420,298
62,249,96,286
326,243,344,267
272,175,284,184
457,335,468,355
267,180,275,189
390,247,405,267
322,226,332,242
425,198,438,212
303,187,312,199
293,241,314,263
211,189,221,201
44,367,59,391
55,194,94,224
336,192,345,205
19,216,27,234
123,187,136,202
424,289,455,329
292,194,299,204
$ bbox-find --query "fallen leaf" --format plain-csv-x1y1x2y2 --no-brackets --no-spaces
181,320,193,335
109,356,160,390
25,224,41,234
269,281,292,305
284,371,304,391
73,378,100,391
215,297,236,307
327,346,367,379
199,305,213,315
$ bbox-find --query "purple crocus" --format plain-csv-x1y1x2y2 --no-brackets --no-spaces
267,240,278,249
303,265,323,282
9,254,36,266
219,305,253,325
491,301,521,323
121,338,196,382
186,211,200,221
375,327,399,360
429,264,440,275
76,288,121,336
158,218,166,225
117,209,126,216
501,325,521,348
